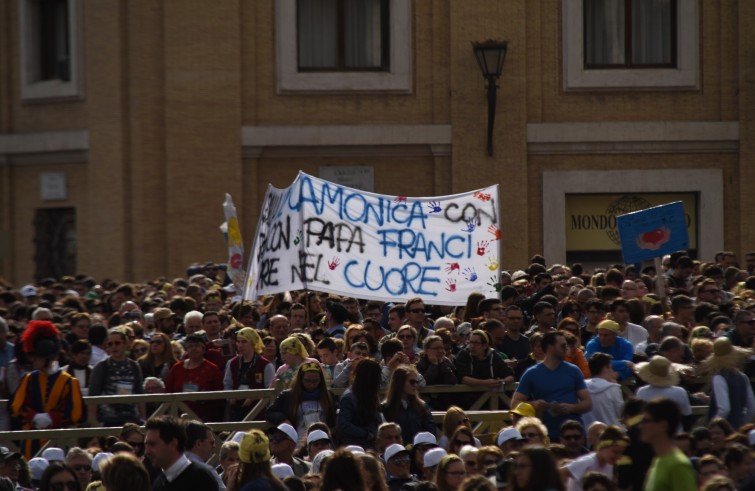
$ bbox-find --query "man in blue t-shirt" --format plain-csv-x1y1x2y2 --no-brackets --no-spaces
511,331,592,440
584,319,635,380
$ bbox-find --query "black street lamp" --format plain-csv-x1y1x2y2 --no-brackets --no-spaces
472,41,508,156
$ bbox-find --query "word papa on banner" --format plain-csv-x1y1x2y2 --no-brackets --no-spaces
243,172,501,306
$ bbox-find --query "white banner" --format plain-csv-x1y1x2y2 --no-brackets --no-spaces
243,172,501,306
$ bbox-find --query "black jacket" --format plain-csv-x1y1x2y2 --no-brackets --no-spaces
152,462,219,491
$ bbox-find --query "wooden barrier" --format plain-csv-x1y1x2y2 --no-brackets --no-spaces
0,382,713,459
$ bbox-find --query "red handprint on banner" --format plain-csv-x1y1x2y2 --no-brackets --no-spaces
476,241,489,256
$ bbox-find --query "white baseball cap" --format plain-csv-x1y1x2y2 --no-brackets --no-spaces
41,448,64,462
384,443,409,462
344,445,365,454
423,448,447,468
459,445,478,460
306,430,331,446
92,452,113,472
21,285,37,297
310,450,334,475
496,427,525,446
274,423,299,443
412,432,437,447
271,463,294,479
28,458,49,481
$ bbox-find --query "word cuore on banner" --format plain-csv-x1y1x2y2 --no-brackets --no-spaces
243,172,501,306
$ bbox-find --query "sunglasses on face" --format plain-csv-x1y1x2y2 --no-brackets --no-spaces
107,341,123,347
72,464,92,472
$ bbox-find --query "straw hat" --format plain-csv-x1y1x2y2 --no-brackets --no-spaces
702,337,752,373
634,356,679,387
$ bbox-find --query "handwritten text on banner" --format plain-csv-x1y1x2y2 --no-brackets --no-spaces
243,172,501,305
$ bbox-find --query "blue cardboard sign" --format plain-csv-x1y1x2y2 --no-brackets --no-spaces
616,201,689,264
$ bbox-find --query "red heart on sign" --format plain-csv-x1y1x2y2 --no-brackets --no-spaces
642,229,665,245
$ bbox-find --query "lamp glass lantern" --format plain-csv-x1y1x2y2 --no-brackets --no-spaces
473,41,508,79
472,41,508,156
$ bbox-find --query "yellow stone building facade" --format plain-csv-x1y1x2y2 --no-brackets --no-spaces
0,1,752,284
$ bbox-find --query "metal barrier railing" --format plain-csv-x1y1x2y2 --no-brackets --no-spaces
0,382,712,458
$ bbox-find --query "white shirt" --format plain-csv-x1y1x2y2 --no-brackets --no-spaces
636,384,690,433
711,373,755,421
565,453,612,491
90,345,108,366
163,454,192,482
582,378,624,428
636,385,691,416
620,323,649,348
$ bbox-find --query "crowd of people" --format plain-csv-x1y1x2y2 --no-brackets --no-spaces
1,249,755,491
